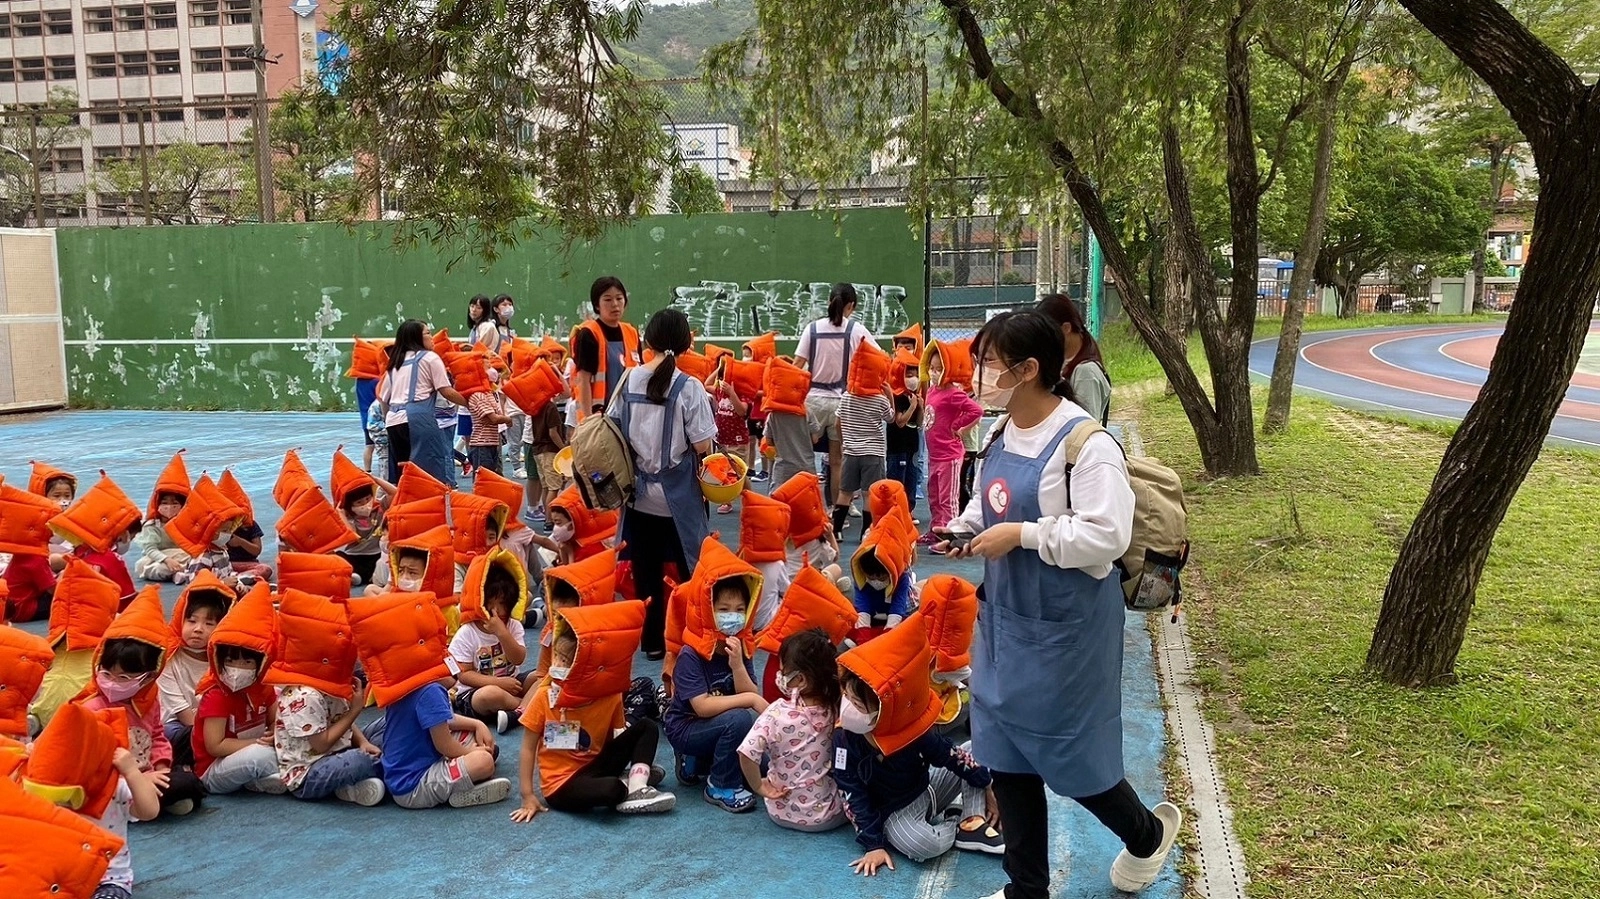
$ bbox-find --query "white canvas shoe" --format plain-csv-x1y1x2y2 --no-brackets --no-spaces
1109,801,1182,892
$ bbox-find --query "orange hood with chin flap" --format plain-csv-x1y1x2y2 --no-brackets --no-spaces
264,589,359,700
851,510,916,589
846,339,892,398
894,323,925,357
449,491,510,560
274,449,318,512
330,447,377,509
918,575,979,674
0,482,60,556
389,525,457,609
890,348,921,395
1,772,126,898
838,613,944,757
548,600,646,710
48,472,140,553
21,700,129,818
678,537,762,663
459,547,529,626
771,471,829,546
198,582,277,697
743,332,778,363
761,355,812,417
146,450,191,522
345,336,388,380
216,469,255,526
737,489,791,565
921,337,975,389
548,486,619,555
28,461,75,499
275,485,358,556
0,627,54,738
276,551,354,599
542,547,618,610
755,563,858,654
168,570,237,642
337,590,452,707
47,559,122,652
473,467,526,533
71,586,175,716
167,474,246,557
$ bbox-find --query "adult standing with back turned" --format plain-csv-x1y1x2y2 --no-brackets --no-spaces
381,319,468,485
795,283,878,501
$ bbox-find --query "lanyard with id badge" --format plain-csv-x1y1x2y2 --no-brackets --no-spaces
545,684,581,750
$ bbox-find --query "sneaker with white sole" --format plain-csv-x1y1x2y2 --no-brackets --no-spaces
495,710,511,734
448,777,513,808
954,818,1006,855
1109,801,1182,892
334,777,387,807
165,798,195,816
702,784,757,813
616,785,676,814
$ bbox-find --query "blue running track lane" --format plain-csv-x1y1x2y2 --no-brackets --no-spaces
1,410,1181,899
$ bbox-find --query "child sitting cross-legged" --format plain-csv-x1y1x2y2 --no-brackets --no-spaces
738,628,847,832
157,573,233,766
131,452,192,584
531,548,618,680
848,504,918,640
449,549,536,734
511,600,675,820
192,584,286,795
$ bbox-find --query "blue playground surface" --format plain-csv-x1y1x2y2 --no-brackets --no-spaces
2,410,1181,899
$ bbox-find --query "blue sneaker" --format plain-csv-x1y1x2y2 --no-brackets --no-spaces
674,753,706,787
703,784,757,813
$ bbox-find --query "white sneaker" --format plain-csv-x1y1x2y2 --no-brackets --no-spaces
1109,801,1182,892
615,785,676,814
495,710,511,734
513,466,528,479
448,777,513,808
334,777,386,807
850,505,862,518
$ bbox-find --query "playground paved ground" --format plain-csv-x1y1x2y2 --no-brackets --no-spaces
1,410,1181,899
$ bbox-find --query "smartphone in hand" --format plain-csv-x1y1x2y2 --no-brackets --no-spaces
935,528,976,552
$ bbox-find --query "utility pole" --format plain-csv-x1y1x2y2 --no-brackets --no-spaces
252,0,276,222
28,114,45,227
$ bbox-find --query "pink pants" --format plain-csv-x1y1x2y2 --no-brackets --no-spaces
928,458,964,530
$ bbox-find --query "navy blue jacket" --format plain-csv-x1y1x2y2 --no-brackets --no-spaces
832,728,991,852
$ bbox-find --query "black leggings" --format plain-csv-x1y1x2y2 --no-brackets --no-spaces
624,511,688,655
337,551,381,586
158,765,206,812
990,771,1161,899
544,719,661,812
386,424,410,483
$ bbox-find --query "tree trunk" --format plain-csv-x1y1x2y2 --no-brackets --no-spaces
1162,221,1191,341
1265,83,1344,433
1336,277,1358,318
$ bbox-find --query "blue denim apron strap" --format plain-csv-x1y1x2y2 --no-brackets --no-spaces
402,351,455,487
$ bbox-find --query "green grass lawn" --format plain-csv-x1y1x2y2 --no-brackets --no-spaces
1132,391,1600,898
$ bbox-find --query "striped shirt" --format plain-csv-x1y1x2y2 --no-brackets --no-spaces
467,392,504,446
838,393,894,458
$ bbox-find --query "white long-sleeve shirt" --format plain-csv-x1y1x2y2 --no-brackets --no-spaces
951,399,1133,579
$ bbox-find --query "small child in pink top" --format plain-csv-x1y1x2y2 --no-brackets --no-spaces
922,354,983,537
738,629,847,832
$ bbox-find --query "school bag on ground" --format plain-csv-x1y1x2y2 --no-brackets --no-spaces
569,391,635,511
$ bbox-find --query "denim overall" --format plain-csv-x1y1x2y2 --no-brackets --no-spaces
619,371,708,573
401,351,456,488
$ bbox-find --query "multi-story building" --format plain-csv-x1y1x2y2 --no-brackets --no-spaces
0,0,330,225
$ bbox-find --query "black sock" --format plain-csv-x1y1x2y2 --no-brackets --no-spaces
861,510,874,540
832,505,850,537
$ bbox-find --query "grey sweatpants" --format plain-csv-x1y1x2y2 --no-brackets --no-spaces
766,411,816,487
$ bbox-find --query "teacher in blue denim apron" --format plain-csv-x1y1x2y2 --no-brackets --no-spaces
943,311,1180,899
611,308,716,660
380,319,467,486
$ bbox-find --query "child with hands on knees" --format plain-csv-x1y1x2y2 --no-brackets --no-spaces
738,629,847,832
192,585,286,795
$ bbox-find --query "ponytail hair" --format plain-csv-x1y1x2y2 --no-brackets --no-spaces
643,308,693,404
827,282,858,327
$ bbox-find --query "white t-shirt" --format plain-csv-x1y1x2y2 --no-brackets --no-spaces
158,651,210,725
951,399,1133,579
796,318,877,397
95,779,135,890
382,351,452,427
449,620,527,681
608,366,718,518
751,560,792,633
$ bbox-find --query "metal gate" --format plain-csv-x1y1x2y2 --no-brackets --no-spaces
0,228,68,413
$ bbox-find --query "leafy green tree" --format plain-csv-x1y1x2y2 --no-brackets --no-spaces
0,89,86,226
264,86,365,223
668,165,725,214
100,142,254,225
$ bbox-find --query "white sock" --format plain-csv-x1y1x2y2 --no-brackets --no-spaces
627,762,651,793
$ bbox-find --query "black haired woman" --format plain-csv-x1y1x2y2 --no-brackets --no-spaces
609,308,717,659
794,283,879,502
940,311,1179,898
380,319,468,485
1035,293,1112,425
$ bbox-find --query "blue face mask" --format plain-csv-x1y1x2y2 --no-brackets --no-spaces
715,611,746,636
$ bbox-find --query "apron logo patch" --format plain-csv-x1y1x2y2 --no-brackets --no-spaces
986,479,1010,516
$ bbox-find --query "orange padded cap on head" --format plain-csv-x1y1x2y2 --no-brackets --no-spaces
330,447,377,508
167,474,247,558
894,323,925,356
216,469,255,526
168,570,236,639
145,450,191,521
0,483,60,556
28,461,75,498
72,586,174,716
275,552,354,600
847,340,892,398
548,487,619,554
345,336,388,380
674,347,715,384
394,462,450,508
891,347,921,395
449,491,510,559
0,775,125,898
390,525,457,606
502,358,565,417
206,582,277,684
265,589,358,699
755,564,857,653
21,701,128,818
47,559,121,652
444,348,493,399
432,328,457,356
867,479,913,524
771,471,829,545
276,487,359,555
738,490,791,565
724,357,765,402
473,467,525,533
459,547,527,625
384,496,448,546
0,627,55,738
919,575,979,673
274,449,318,511
703,343,734,365
837,614,944,757
542,547,618,609
550,600,645,709
922,338,975,389
851,513,915,588
48,472,140,553
743,332,778,363
761,356,812,417
338,591,451,707
680,537,762,663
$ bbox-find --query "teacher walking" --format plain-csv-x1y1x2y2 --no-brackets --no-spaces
611,308,716,660
943,311,1179,899
381,319,468,485
794,283,877,501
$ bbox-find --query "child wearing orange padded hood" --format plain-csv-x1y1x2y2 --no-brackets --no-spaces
192,585,286,795
131,451,193,584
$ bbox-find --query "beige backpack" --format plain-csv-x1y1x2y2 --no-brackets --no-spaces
569,393,636,511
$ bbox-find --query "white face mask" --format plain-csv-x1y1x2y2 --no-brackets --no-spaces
212,530,235,549
549,665,571,681
867,578,891,592
397,576,422,592
498,306,514,322
975,362,1019,408
550,524,575,544
774,671,802,700
221,666,257,692
904,377,920,392
839,698,879,735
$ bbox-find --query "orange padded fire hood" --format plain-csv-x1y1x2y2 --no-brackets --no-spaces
678,537,761,663
502,358,565,416
390,525,457,608
330,447,376,508
145,450,191,521
168,474,246,557
22,701,128,818
738,489,791,565
216,469,255,526
672,347,716,384
48,472,139,553
838,614,944,756
47,559,121,652
922,337,975,389
168,570,236,640
338,590,451,707
275,486,358,555
918,575,978,674
867,479,912,524
743,332,778,363
847,339,892,397
548,487,618,558
449,491,510,559
771,471,829,545
274,449,319,512
265,589,358,700
345,337,389,380
444,348,493,399
891,347,921,395
543,547,618,609
755,563,857,654
0,773,125,898
73,586,174,717
432,328,457,356
459,547,528,626
384,496,448,546
851,512,915,588
0,627,54,738
761,356,811,417
473,467,526,533
394,462,450,508
723,357,765,401
549,600,646,710
0,483,60,555
28,461,75,499
202,583,277,695
894,323,925,356
275,552,354,600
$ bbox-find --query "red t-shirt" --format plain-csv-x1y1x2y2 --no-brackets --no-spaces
191,682,275,776
2,552,56,622
72,546,136,605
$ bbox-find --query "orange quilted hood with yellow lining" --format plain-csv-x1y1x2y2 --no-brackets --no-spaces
390,525,457,609
167,474,246,557
473,467,526,533
72,586,175,717
264,589,358,700
216,469,255,526
145,451,191,521
771,471,829,546
199,582,277,696
838,613,944,757
28,461,75,498
737,489,791,565
330,448,376,508
851,510,916,589
677,537,762,663
274,449,319,511
548,600,646,710
338,590,451,707
0,482,60,555
459,547,528,626
847,340,892,397
449,491,510,559
275,485,358,555
0,626,54,738
47,559,121,652
922,337,975,389
761,355,811,417
21,700,128,818
0,773,125,898
168,570,236,640
755,563,857,654
548,487,619,558
543,547,618,609
276,552,353,599
48,472,139,553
